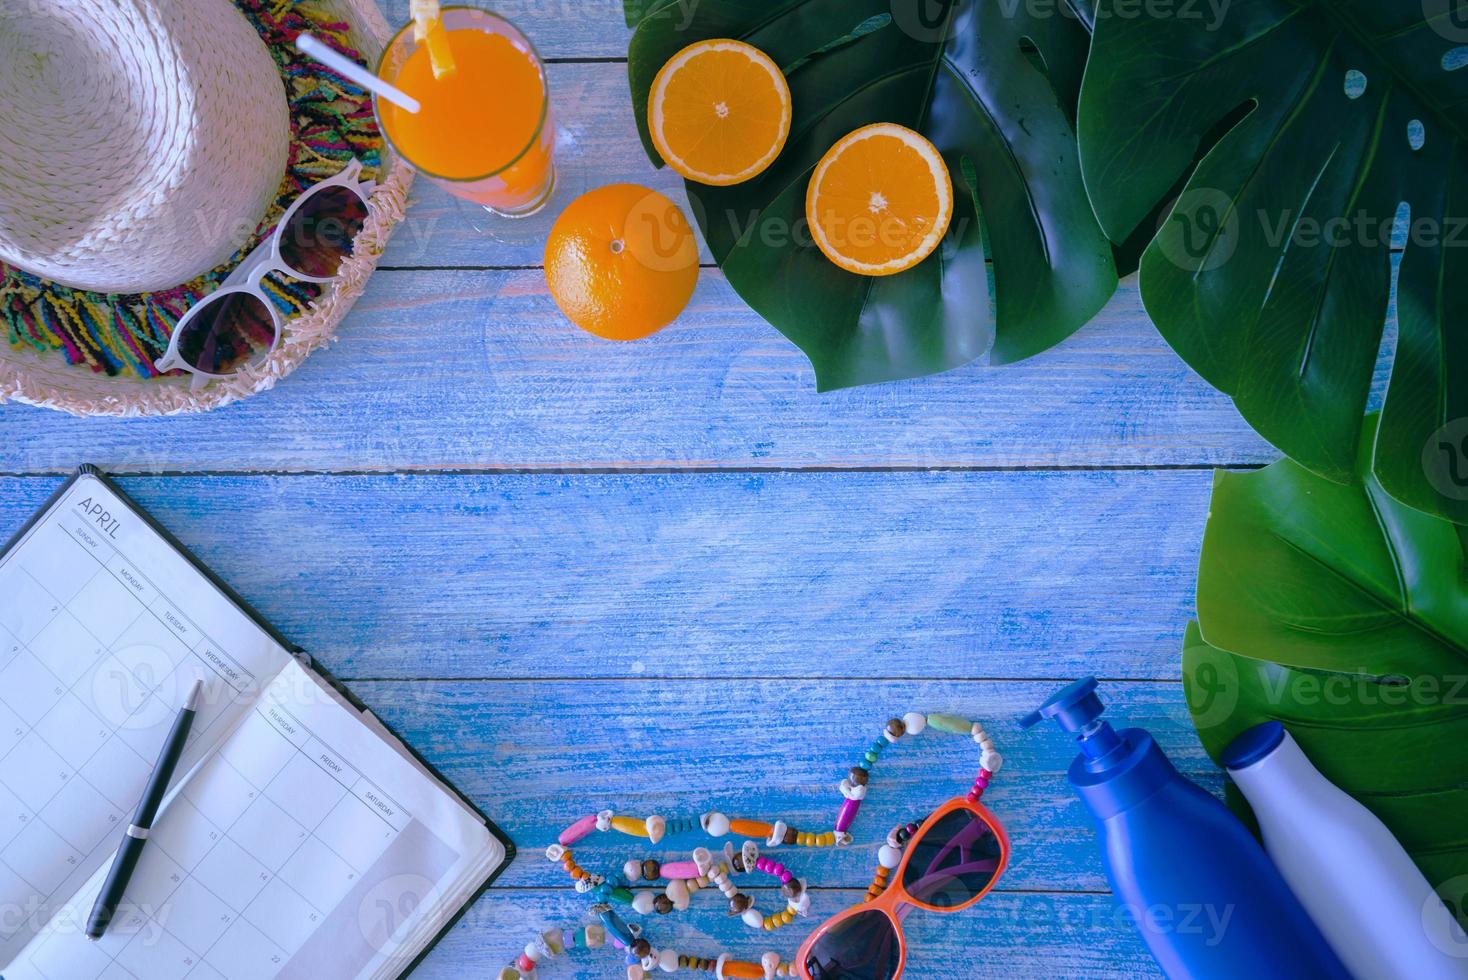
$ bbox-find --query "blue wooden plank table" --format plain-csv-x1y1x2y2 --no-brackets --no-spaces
0,3,1395,977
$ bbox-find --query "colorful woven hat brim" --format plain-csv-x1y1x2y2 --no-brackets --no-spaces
0,0,392,384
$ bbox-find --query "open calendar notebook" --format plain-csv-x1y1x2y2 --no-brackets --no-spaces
0,468,512,980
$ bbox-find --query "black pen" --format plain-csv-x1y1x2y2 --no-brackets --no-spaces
85,679,203,940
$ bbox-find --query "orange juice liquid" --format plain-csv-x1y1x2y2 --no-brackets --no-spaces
381,27,552,212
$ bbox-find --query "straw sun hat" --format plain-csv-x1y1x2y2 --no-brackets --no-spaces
0,0,413,416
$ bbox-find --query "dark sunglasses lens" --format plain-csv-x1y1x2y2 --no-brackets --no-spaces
279,186,367,279
175,291,276,375
804,909,900,980
901,808,1003,908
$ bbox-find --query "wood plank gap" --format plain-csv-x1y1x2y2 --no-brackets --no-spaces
486,885,1116,897
0,464,1267,478
331,675,1185,684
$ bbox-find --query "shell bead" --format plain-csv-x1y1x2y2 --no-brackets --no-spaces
647,816,667,844
903,711,927,734
704,812,731,837
791,887,811,915
632,891,656,915
878,845,902,869
742,908,764,929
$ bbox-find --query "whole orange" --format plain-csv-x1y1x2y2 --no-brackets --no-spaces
543,184,700,341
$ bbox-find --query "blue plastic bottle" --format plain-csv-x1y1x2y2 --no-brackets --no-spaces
1019,679,1350,980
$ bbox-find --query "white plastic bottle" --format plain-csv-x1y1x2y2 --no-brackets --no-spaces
1223,722,1468,980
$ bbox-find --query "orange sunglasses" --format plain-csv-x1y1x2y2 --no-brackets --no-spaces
795,796,1010,980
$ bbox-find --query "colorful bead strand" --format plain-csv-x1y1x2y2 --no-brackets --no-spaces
506,711,1003,979
862,818,926,906
865,864,890,902
833,713,1004,836
561,811,842,850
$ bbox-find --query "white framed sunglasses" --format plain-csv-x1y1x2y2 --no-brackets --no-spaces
154,159,375,387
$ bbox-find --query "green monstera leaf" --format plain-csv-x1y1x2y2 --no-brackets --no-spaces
1180,416,1468,918
1184,626,1468,913
1078,0,1468,523
625,0,1117,390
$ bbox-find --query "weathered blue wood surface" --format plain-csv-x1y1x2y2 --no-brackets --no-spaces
0,273,1291,474
0,3,1375,978
0,474,1209,681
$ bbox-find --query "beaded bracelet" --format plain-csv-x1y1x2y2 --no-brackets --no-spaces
497,712,1003,980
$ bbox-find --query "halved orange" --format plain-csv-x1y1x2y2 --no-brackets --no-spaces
805,123,954,277
648,39,792,187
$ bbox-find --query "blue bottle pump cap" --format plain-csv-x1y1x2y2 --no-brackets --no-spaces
1019,677,1105,731
1019,677,1126,767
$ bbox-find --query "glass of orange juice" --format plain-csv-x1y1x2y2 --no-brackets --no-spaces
376,7,555,217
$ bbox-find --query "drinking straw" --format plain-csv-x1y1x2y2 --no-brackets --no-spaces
296,34,421,114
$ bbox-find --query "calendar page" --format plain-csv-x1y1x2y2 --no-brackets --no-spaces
0,474,297,965
5,659,501,980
